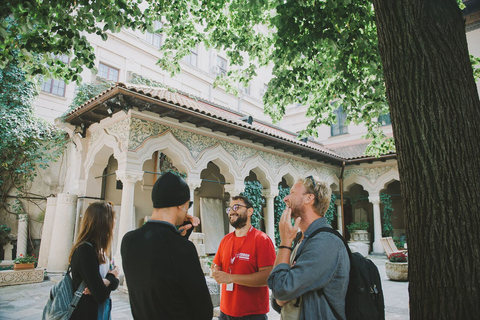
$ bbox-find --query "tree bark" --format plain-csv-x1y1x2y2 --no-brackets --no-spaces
372,0,480,318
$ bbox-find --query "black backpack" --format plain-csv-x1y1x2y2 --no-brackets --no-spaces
309,227,385,320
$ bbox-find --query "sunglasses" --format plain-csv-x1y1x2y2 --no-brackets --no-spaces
306,175,316,189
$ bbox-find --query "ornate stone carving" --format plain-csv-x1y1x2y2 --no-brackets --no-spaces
116,170,144,183
344,165,398,183
0,268,45,287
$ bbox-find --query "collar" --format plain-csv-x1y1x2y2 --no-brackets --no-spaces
146,220,181,234
303,217,329,238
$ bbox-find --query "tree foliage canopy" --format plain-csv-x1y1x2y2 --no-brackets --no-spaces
2,1,478,156
0,61,67,215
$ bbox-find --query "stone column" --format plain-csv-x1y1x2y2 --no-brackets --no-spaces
16,213,28,258
38,197,58,268
263,192,276,245
369,194,383,254
336,199,343,235
114,170,143,274
187,178,202,216
47,194,78,273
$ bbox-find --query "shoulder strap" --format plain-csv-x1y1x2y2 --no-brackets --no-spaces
64,262,88,319
309,227,352,258
308,227,350,320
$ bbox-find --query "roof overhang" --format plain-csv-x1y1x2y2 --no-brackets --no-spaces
63,83,396,166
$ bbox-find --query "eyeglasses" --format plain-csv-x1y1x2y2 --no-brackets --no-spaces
226,204,249,214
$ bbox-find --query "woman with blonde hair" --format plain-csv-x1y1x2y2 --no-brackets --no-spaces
68,201,119,319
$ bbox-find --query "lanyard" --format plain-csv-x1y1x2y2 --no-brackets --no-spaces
228,226,253,272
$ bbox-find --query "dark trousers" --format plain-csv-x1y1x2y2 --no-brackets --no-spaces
219,311,267,320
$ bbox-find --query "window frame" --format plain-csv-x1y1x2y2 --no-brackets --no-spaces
183,46,198,67
41,55,69,97
145,20,163,48
98,62,119,82
330,106,349,136
216,56,227,76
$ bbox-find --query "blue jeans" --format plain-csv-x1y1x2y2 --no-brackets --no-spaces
219,311,267,320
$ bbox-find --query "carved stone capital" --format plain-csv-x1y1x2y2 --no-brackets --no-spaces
116,170,144,184
369,195,381,204
186,178,203,191
224,183,243,196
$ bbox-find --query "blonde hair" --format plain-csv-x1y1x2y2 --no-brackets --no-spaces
68,201,115,264
299,177,332,217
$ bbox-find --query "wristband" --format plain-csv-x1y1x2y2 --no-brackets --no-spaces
278,245,293,251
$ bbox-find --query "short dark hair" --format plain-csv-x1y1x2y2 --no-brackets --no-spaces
231,195,253,208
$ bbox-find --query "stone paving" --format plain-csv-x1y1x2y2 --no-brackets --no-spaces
0,255,409,320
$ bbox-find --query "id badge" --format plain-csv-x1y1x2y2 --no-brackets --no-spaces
226,283,234,291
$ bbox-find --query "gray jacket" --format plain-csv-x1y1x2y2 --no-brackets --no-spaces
268,217,350,320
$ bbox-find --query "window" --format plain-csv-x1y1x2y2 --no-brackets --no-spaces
260,83,268,96
331,106,348,136
243,85,250,95
378,113,392,126
216,56,227,75
98,63,119,81
183,47,198,67
41,55,69,97
145,21,162,48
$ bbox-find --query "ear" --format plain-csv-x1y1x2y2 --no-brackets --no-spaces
247,207,254,217
304,193,315,205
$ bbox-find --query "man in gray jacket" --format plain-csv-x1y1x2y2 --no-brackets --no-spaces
268,176,350,320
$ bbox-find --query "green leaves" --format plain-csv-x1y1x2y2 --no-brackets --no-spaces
0,60,68,215
241,180,265,229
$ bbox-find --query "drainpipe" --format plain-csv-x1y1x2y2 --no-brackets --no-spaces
339,161,346,236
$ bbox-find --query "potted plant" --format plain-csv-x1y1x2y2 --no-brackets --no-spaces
13,253,37,270
385,252,408,281
347,220,370,241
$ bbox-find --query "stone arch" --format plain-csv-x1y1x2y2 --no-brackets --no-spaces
344,175,373,194
195,145,241,184
134,132,196,176
275,163,299,187
84,129,124,176
241,156,275,189
369,168,400,194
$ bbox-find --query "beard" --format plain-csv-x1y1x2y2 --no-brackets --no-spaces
229,212,248,229
289,201,303,219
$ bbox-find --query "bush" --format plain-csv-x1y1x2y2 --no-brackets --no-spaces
346,220,369,233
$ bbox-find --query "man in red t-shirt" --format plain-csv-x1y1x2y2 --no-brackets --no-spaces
212,195,276,320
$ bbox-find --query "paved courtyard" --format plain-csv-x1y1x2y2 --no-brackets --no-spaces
0,255,409,320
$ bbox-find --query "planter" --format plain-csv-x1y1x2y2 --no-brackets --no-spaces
385,261,408,281
348,230,371,252
13,263,35,271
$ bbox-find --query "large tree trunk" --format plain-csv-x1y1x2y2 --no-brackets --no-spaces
372,0,480,318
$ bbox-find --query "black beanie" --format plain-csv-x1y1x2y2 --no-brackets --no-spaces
152,172,190,208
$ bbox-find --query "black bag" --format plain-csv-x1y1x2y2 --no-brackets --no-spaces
309,227,385,320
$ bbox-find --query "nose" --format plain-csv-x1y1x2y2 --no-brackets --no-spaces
283,194,289,202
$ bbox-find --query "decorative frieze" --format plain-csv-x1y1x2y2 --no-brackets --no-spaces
0,268,44,287
344,165,398,184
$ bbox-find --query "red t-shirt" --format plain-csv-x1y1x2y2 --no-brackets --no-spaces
213,227,276,317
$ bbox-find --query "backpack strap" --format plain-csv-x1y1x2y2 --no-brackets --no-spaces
307,227,350,320
64,243,93,319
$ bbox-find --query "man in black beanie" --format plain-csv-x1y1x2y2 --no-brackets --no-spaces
121,172,213,319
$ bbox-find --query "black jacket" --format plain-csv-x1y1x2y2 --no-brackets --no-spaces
70,242,119,319
121,221,213,320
